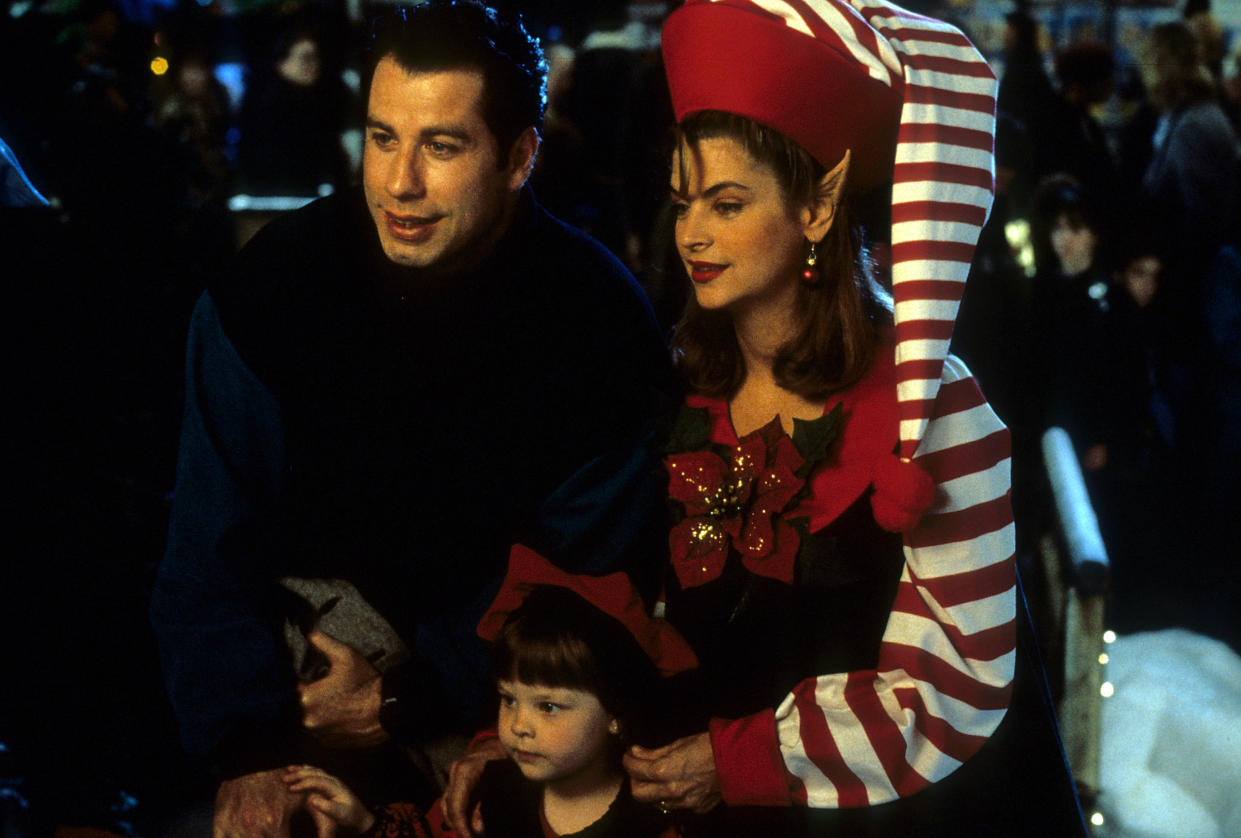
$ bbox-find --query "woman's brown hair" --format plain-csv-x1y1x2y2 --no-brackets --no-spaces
669,110,891,401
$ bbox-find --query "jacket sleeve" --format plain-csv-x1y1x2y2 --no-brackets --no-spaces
710,356,1016,807
534,426,670,603
149,290,302,774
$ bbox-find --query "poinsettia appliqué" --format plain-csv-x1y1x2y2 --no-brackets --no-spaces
666,416,814,589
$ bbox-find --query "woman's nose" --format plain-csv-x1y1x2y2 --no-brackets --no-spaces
677,206,710,253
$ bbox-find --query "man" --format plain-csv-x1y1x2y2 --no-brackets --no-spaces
150,2,674,834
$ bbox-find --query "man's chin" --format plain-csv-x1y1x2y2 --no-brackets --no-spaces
382,240,440,269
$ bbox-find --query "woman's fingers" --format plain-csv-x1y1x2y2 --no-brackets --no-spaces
624,733,722,813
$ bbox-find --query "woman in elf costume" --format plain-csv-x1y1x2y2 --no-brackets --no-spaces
620,1,1088,835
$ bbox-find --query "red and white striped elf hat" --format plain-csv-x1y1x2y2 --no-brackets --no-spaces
662,0,997,470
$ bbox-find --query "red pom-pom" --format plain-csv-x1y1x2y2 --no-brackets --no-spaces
870,454,935,532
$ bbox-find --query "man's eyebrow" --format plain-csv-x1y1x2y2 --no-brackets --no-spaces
366,116,394,132
419,125,472,143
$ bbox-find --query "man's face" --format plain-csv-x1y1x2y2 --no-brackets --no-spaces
363,57,521,272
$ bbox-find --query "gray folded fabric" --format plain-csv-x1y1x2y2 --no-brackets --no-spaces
279,577,411,680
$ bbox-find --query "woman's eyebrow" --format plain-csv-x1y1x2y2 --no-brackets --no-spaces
671,180,753,199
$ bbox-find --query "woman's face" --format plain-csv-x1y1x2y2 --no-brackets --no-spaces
671,136,808,316
1050,213,1098,276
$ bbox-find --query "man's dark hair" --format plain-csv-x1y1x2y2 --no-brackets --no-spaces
365,1,547,160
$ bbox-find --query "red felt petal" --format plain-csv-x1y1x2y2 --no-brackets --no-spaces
666,450,730,512
670,517,729,589
742,519,801,584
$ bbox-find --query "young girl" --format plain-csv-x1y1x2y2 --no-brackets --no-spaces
284,546,694,837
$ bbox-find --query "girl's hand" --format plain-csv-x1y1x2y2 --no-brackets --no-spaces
623,732,722,814
283,765,376,837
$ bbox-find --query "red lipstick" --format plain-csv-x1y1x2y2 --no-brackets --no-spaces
689,260,725,283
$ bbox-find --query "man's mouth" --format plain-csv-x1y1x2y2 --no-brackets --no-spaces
384,211,442,242
689,260,726,283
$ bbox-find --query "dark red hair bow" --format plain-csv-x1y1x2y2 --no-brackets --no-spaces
477,545,699,677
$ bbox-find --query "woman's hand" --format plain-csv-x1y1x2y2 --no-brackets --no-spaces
440,735,508,837
623,732,722,814
283,765,375,837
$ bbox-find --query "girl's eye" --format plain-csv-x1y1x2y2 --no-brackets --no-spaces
499,694,516,708
538,702,562,714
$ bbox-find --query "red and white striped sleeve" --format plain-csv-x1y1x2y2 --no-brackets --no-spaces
710,356,1015,808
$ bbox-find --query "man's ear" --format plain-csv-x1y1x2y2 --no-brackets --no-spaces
506,126,541,191
801,149,851,243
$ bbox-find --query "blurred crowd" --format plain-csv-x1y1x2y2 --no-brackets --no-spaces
1,0,1240,834
950,2,1241,656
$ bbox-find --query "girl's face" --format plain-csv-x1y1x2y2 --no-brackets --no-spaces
497,679,616,786
1050,213,1098,276
671,136,809,316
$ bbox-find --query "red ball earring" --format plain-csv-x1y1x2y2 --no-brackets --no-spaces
801,240,819,283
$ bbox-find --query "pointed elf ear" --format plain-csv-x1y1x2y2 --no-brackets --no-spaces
801,150,850,244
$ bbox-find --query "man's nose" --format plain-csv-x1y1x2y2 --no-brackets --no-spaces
387,147,426,200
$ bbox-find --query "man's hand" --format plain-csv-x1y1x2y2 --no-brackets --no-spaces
213,769,301,838
623,732,722,814
298,630,387,748
440,736,508,837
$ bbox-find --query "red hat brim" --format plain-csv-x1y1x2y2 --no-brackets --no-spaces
662,2,903,190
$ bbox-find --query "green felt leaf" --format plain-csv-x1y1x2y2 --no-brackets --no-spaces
791,402,844,478
666,403,713,453
790,518,858,588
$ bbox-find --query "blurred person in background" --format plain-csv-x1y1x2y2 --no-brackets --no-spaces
237,19,354,196
1139,19,1241,295
1042,40,1120,219
1029,175,1147,539
1138,20,1241,583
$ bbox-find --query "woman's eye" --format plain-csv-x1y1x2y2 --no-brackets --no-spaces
715,201,743,216
671,201,689,218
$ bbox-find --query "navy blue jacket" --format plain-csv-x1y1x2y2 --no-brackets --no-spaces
151,187,676,774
